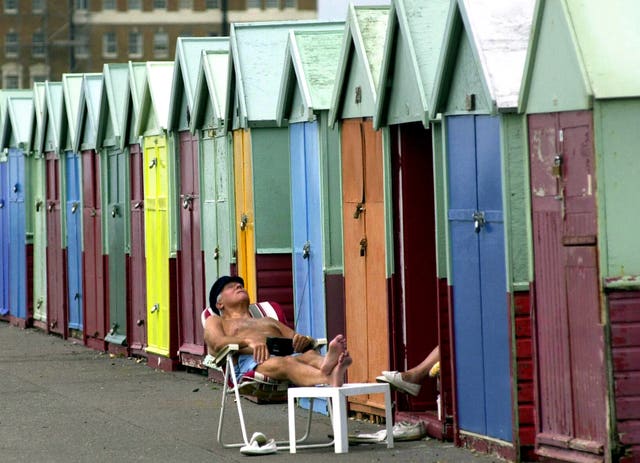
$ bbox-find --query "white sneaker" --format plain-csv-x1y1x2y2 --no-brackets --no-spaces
376,371,422,397
393,421,426,441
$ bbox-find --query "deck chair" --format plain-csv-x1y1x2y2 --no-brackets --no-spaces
201,302,333,450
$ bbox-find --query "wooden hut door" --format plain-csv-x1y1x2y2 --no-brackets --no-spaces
391,122,439,412
447,115,512,441
177,131,206,357
107,148,127,344
128,144,147,351
46,153,67,335
33,156,47,322
82,150,107,346
8,148,28,320
528,111,606,458
291,121,326,338
143,136,170,356
233,129,256,301
65,151,83,331
342,118,388,414
0,159,9,316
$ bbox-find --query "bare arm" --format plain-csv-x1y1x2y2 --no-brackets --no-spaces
276,320,314,353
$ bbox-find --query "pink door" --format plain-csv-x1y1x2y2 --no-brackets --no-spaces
177,131,206,361
528,111,607,460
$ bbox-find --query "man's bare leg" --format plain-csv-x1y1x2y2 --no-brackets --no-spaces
256,356,332,386
401,346,440,384
329,351,352,387
320,335,346,375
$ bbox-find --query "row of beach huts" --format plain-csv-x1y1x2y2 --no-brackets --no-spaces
1,0,640,461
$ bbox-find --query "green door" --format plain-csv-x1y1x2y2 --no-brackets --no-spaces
32,154,47,323
106,147,127,345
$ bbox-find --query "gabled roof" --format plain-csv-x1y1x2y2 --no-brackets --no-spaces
191,41,230,132
62,73,84,151
374,0,449,128
168,37,229,130
44,82,64,153
276,27,344,125
31,82,47,154
97,63,130,150
226,20,344,129
75,73,103,152
432,0,534,117
1,90,33,150
519,0,640,110
328,5,390,125
136,61,174,136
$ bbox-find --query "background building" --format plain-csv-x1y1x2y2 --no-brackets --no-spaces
0,0,317,88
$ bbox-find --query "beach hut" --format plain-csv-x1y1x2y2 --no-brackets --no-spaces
190,44,233,303
76,73,109,351
61,73,85,337
0,91,8,320
168,37,228,368
276,26,344,354
328,4,390,417
29,82,48,330
430,0,534,458
97,63,131,352
125,61,149,356
518,1,640,461
43,81,67,337
226,20,343,322
136,61,178,370
372,0,450,437
1,90,34,327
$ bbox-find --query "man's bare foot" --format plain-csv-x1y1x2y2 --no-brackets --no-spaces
320,334,346,375
329,351,352,387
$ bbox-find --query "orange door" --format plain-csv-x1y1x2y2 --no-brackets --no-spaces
342,118,388,415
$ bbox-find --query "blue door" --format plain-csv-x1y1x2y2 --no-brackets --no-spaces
0,160,9,316
447,115,512,441
8,148,27,320
65,151,83,330
290,121,327,413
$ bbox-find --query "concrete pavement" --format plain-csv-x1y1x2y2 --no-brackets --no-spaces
0,322,503,462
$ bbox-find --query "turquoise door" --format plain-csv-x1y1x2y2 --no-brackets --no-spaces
447,115,512,441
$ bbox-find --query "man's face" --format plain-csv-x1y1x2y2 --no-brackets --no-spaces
218,281,249,308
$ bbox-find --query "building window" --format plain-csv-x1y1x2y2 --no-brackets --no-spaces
4,0,18,13
284,0,296,7
128,0,141,10
128,31,142,57
5,31,19,57
103,0,116,10
32,0,45,13
75,0,88,10
153,0,166,9
178,0,192,9
103,32,117,58
74,31,89,59
4,74,19,89
32,31,46,57
247,0,260,8
205,0,219,8
265,0,278,8
153,31,169,58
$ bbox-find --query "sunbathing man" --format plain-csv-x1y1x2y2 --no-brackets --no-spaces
203,275,352,387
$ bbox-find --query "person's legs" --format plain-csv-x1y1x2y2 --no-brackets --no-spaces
293,334,346,374
256,351,352,387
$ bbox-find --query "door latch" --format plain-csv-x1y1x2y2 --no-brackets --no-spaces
111,205,119,218
359,238,367,257
109,323,119,336
13,184,18,193
552,154,563,177
133,201,143,209
182,194,194,209
302,241,311,259
472,211,485,233
213,247,220,260
0,200,4,209
149,157,157,169
239,213,248,231
35,200,43,212
71,201,79,214
150,303,160,314
353,203,364,219
48,202,55,212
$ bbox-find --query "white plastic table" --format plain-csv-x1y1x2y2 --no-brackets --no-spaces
288,383,394,453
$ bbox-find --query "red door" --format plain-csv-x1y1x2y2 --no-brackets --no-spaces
390,122,442,415
45,152,67,336
177,131,206,361
128,143,147,354
528,111,606,460
82,150,108,350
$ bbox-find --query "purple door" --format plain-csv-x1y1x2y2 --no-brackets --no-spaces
528,111,606,459
177,131,206,362
128,144,147,354
45,152,67,336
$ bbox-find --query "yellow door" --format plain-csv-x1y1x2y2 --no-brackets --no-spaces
233,129,257,302
143,135,170,356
